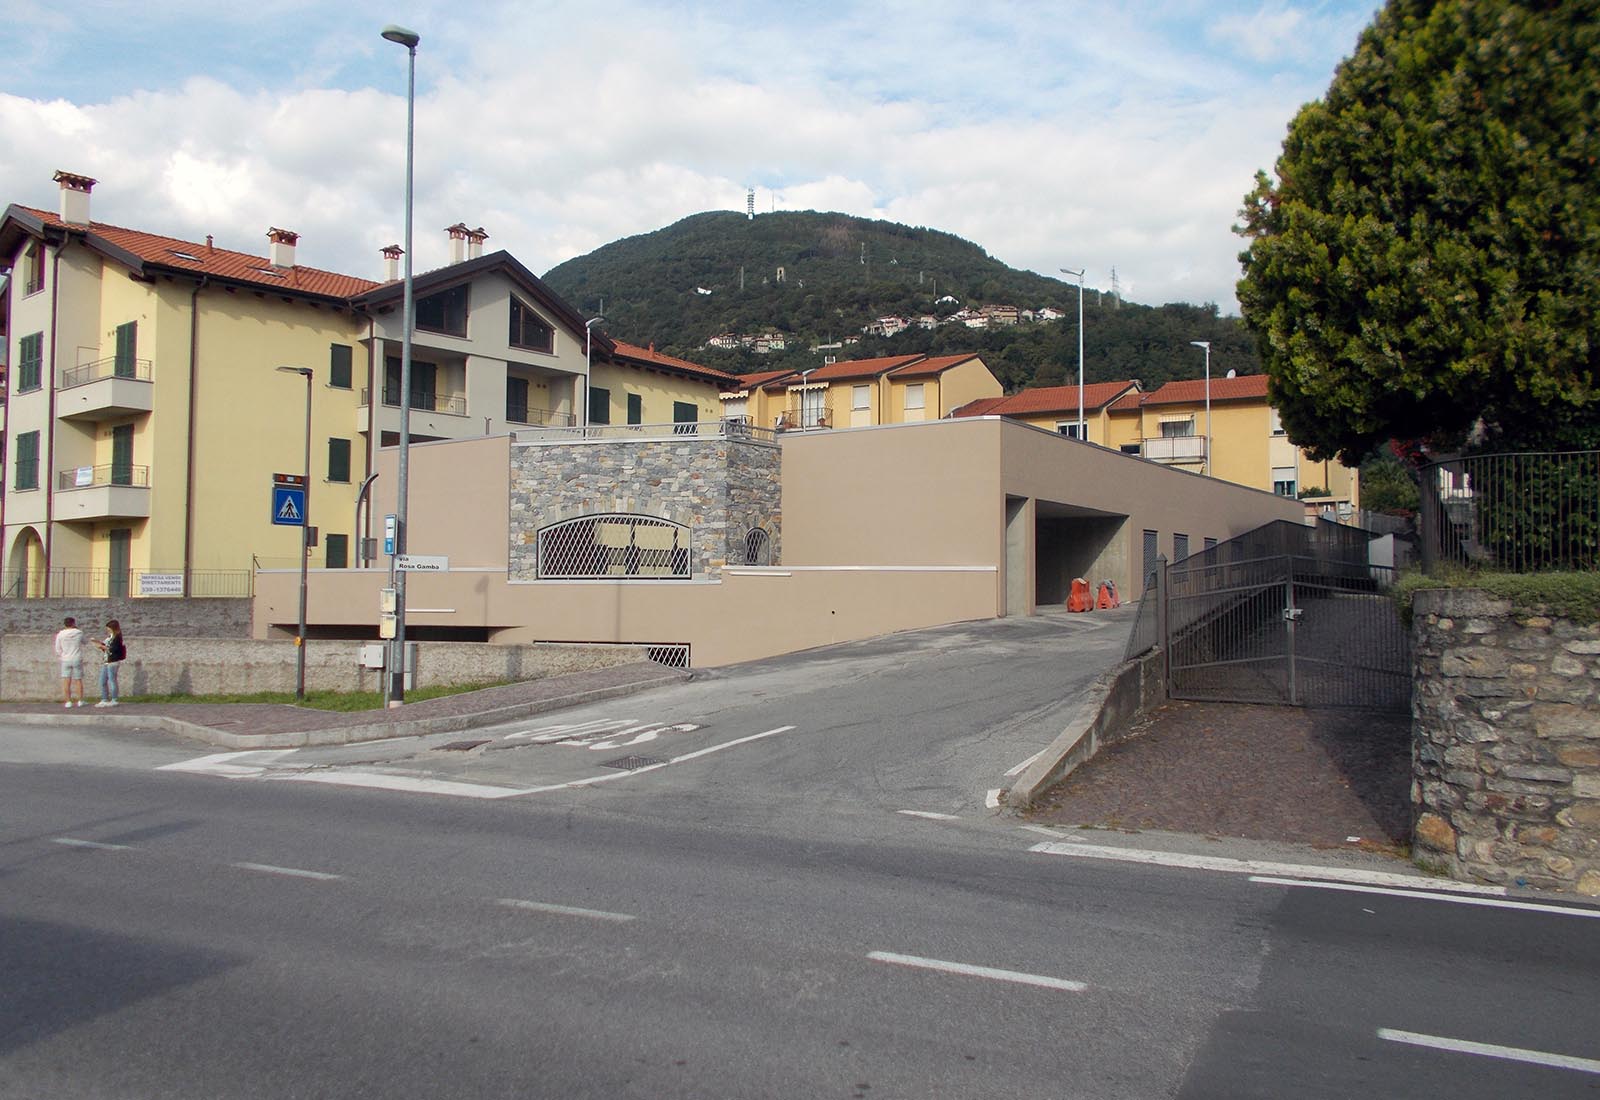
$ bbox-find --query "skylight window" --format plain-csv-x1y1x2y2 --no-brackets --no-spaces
251,267,286,278
169,249,201,262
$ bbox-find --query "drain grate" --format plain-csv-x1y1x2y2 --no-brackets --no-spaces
437,739,491,752
646,644,690,669
599,755,667,771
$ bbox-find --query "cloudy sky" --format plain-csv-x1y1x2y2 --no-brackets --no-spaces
1,0,1378,311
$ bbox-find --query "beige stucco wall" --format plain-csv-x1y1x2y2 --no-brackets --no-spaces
587,361,724,427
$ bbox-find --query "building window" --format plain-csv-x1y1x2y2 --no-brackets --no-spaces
17,332,43,392
800,387,826,427
509,298,554,353
588,386,611,425
23,240,44,295
1160,417,1195,437
414,284,468,336
1120,443,1142,455
1269,408,1286,436
325,533,349,569
1142,528,1158,585
506,376,530,424
113,321,138,378
1174,533,1189,561
627,393,643,425
327,438,351,483
14,431,39,490
1056,421,1083,439
904,383,925,411
384,357,438,410
329,344,353,389
743,527,772,566
852,385,870,411
536,514,691,579
1204,537,1218,551
673,401,698,434
1272,466,1298,496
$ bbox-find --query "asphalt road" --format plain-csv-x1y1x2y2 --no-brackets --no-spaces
4,610,1598,1098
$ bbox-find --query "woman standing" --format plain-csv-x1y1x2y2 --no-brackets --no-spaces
93,620,126,707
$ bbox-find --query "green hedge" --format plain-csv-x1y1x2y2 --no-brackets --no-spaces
1396,569,1600,627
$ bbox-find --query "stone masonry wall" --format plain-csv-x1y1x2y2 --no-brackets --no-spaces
508,434,781,579
0,596,251,638
1411,588,1600,895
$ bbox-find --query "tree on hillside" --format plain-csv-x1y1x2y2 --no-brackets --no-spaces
1236,0,1600,463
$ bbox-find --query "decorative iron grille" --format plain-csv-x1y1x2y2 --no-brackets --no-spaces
743,528,772,566
536,514,691,579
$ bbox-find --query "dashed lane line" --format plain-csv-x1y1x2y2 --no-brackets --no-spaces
52,837,132,851
1378,1029,1600,1075
496,898,637,923
1252,876,1600,918
867,951,1086,992
231,861,344,881
896,810,960,821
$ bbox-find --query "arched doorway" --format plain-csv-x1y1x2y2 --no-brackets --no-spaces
6,528,45,598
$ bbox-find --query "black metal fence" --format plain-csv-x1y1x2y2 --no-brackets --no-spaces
1127,520,1410,711
1,569,253,599
1419,450,1599,573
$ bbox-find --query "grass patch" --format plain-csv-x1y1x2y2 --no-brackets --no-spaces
1394,567,1600,627
121,680,512,711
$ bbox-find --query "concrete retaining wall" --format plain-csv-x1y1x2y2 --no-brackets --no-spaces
1411,588,1600,895
0,636,641,700
1007,646,1168,809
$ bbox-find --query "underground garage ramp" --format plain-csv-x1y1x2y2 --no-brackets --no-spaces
1035,501,1127,608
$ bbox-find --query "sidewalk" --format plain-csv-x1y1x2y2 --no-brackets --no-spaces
0,661,690,750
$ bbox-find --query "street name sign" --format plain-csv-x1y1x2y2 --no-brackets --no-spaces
395,554,448,572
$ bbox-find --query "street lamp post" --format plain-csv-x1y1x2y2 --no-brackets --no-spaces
1190,340,1212,475
584,315,604,426
382,23,419,707
1060,267,1085,440
276,365,313,701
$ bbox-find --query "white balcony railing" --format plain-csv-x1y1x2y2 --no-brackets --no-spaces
1142,436,1207,462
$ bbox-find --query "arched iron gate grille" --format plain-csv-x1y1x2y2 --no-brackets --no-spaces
536,515,692,579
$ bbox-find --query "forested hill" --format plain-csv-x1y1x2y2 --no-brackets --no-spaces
542,210,1259,391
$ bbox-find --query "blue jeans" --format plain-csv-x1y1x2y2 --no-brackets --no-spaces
100,662,121,702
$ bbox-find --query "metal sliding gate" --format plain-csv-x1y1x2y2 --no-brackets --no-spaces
1127,521,1411,711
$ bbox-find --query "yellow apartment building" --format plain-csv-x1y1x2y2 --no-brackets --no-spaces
750,353,1002,431
719,368,798,428
952,380,1142,444
0,172,734,596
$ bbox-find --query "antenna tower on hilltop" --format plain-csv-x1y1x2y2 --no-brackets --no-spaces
1110,268,1122,309
747,188,755,220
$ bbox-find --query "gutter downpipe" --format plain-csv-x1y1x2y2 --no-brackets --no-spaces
41,235,64,595
183,275,208,596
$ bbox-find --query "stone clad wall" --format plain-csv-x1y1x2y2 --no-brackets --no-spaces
1411,588,1600,895
0,597,251,638
507,434,781,578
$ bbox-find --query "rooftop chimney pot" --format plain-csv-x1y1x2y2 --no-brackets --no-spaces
52,170,97,225
466,226,488,260
446,222,470,265
381,244,404,282
266,227,299,268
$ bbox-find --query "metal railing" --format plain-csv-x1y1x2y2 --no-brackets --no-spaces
513,419,778,445
57,463,150,490
1419,450,1599,573
778,407,831,431
360,388,467,416
1,568,253,599
1141,435,1207,462
61,355,153,388
506,405,577,427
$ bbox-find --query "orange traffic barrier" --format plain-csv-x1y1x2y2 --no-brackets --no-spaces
1067,577,1093,612
1096,580,1121,609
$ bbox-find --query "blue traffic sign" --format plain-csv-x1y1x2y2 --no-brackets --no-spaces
272,484,307,526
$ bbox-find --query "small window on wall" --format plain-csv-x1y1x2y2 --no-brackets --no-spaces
415,284,468,336
852,385,870,411
329,344,353,389
588,386,611,425
23,240,44,294
673,401,698,434
1120,443,1142,455
17,333,43,391
1142,528,1158,585
14,431,39,490
1056,421,1082,439
627,393,643,425
325,534,349,569
1204,537,1218,551
1160,417,1195,437
904,383,925,411
327,438,351,483
1272,466,1298,496
1174,533,1189,561
509,298,554,352
1269,408,1286,436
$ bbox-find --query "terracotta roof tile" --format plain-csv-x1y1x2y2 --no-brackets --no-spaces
611,340,739,383
887,353,981,378
18,206,379,300
987,380,1140,416
1142,374,1270,405
801,354,925,383
951,397,1008,418
1108,390,1145,412
735,369,798,390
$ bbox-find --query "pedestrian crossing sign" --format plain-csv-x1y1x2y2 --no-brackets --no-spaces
272,484,307,526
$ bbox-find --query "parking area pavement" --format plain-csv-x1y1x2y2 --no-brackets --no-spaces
1026,700,1413,851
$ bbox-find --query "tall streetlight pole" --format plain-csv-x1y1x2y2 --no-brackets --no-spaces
584,315,604,426
275,365,313,701
1190,340,1212,475
381,23,419,707
1060,267,1085,440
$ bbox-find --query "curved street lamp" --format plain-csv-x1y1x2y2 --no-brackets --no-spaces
1190,340,1212,475
1060,267,1085,440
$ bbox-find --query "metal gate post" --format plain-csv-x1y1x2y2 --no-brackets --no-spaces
1156,554,1171,696
1284,570,1299,706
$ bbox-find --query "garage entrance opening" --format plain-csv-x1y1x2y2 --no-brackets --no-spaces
1035,501,1126,608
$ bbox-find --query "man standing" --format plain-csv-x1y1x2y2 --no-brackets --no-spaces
54,617,86,708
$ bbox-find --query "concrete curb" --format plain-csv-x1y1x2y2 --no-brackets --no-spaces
0,667,691,749
1004,647,1165,811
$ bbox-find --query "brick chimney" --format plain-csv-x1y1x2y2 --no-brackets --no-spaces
381,244,403,281
446,222,470,264
267,227,299,268
466,226,488,260
52,170,97,225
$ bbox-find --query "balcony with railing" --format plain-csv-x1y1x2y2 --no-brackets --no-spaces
512,418,777,445
1141,435,1207,463
57,355,154,421
506,404,576,428
360,386,468,416
54,463,151,520
360,385,481,443
777,406,832,432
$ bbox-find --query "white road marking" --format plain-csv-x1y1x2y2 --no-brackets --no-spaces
1004,748,1047,777
277,771,531,799
896,810,960,821
867,951,1086,992
1377,1028,1600,1075
1030,839,1509,895
52,837,131,851
500,719,701,747
496,898,636,923
158,749,298,778
1018,824,1060,838
985,788,1003,810
524,726,797,792
231,861,343,881
1252,876,1600,918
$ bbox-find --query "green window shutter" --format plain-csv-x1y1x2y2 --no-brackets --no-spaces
114,321,137,377
627,393,643,425
325,534,349,569
672,401,697,423
19,333,42,391
589,387,611,425
327,438,351,483
15,431,39,490
329,344,353,389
